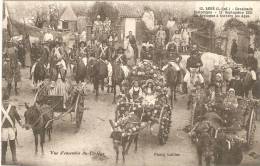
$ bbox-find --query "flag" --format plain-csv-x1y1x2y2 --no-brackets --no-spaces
3,2,12,39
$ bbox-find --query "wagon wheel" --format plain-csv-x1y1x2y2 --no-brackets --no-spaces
158,106,172,145
76,108,84,128
115,108,119,122
75,95,84,128
246,109,256,148
191,100,197,127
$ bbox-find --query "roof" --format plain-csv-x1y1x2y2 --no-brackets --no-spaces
116,4,143,18
60,5,77,21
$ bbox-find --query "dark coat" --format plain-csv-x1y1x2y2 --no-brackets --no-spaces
245,56,258,71
186,56,203,71
252,80,260,99
229,78,244,97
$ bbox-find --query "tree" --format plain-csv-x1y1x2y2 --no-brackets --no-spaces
88,2,118,23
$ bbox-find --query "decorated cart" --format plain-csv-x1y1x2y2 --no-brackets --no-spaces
34,81,88,129
191,91,258,148
111,60,172,145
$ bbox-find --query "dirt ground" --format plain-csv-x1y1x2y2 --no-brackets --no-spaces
2,68,260,166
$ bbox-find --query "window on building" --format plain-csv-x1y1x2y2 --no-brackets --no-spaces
63,21,69,29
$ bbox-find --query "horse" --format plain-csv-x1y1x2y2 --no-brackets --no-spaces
73,56,88,83
164,65,179,106
31,46,50,90
180,53,232,84
240,70,255,97
110,130,138,163
87,57,108,100
24,103,53,155
196,131,216,166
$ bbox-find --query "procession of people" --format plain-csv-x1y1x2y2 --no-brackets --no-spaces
2,2,260,165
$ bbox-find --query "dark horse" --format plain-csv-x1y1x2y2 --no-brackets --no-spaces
111,62,126,103
32,47,49,88
241,71,255,97
73,57,88,83
24,103,53,155
110,130,138,163
164,65,179,106
196,131,216,166
88,57,108,100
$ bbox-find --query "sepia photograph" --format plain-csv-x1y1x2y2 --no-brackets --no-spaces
1,1,260,166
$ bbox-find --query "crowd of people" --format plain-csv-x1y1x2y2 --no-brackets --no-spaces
2,11,260,164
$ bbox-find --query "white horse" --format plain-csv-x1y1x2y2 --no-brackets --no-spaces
180,52,233,84
124,38,135,66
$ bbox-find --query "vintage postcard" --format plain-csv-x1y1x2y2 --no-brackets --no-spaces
1,1,260,166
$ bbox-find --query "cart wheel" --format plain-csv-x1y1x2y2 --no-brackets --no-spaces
115,109,119,122
247,109,256,148
191,101,197,127
158,106,172,145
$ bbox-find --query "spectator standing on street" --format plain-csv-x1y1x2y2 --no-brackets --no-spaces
230,39,238,62
156,25,166,47
1,91,23,164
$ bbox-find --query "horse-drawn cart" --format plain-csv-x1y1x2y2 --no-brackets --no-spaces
114,96,172,145
110,60,172,145
35,81,88,129
191,90,258,148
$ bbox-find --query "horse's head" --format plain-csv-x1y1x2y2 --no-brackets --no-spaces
24,103,40,130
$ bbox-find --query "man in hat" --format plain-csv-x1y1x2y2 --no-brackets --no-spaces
126,31,138,62
162,43,183,83
17,40,25,68
78,41,87,58
245,48,258,81
114,47,130,79
97,40,113,89
43,29,54,42
140,39,154,61
1,90,23,164
87,33,98,58
93,15,103,40
114,47,127,65
184,50,204,89
51,40,63,60
4,41,21,95
97,40,109,61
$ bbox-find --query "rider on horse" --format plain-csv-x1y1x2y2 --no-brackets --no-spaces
87,34,98,58
113,47,130,80
184,48,204,88
140,40,154,61
162,43,182,83
97,40,113,89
